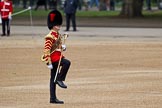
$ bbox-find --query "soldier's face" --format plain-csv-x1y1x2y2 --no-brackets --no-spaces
54,25,61,31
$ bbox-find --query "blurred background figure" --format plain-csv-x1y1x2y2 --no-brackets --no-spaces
13,0,20,7
109,0,115,10
78,0,83,10
0,0,13,36
83,0,90,10
29,0,34,8
64,0,78,31
23,0,27,8
159,0,162,9
35,0,47,10
48,0,57,9
146,0,151,10
99,0,107,11
90,0,99,8
23,0,34,8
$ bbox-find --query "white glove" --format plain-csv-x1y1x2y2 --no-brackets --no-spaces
62,44,66,51
8,14,12,20
47,64,53,69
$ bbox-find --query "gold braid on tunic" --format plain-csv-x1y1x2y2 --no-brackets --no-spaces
41,30,62,64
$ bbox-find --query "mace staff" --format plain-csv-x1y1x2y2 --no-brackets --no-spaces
54,32,69,83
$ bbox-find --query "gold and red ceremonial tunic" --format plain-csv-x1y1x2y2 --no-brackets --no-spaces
0,1,13,19
43,30,63,64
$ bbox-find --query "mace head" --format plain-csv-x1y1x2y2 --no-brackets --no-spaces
63,32,69,39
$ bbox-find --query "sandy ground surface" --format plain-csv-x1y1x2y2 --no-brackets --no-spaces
0,26,162,108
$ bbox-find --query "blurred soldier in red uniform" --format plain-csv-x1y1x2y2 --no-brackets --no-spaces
41,10,71,104
0,0,13,36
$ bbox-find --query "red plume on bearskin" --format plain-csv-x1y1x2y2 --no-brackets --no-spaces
50,13,56,22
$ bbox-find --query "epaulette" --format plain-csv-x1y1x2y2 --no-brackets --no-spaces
45,30,58,40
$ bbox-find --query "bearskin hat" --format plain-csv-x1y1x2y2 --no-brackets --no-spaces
47,10,62,30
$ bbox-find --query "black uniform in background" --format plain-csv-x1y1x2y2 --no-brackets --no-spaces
64,0,78,31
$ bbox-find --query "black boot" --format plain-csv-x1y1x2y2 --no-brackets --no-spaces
56,81,67,88
1,34,6,36
50,98,64,104
7,30,10,36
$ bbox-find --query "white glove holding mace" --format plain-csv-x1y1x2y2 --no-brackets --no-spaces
62,44,66,51
47,64,53,69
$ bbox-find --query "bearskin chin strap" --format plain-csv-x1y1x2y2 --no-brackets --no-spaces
41,54,51,65
41,55,46,62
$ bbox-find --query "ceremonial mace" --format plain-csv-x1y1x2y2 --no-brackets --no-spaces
54,32,69,83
